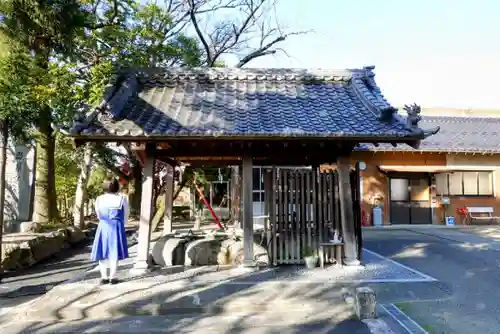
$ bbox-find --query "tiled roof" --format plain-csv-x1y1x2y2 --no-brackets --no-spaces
357,116,500,153
68,67,436,143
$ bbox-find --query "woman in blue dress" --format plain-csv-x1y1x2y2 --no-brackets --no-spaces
91,178,129,285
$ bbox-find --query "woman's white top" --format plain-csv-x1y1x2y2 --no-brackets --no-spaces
95,193,129,224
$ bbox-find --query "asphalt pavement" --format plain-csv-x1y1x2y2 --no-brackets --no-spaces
364,228,500,334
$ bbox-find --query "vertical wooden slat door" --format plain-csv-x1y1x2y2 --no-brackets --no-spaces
268,167,344,265
268,167,279,266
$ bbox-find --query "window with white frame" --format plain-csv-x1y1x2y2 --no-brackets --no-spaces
435,171,494,196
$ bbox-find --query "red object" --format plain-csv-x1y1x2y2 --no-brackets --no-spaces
194,183,225,231
361,210,370,226
457,207,468,216
119,161,131,185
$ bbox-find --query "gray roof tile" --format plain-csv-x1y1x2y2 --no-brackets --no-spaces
69,67,436,142
357,116,500,153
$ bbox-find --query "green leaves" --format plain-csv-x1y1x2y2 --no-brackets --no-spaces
0,35,37,139
0,0,89,55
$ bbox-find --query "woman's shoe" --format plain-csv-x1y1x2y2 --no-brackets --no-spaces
100,278,110,285
109,278,119,285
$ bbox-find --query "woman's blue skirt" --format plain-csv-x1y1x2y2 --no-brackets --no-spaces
90,218,129,262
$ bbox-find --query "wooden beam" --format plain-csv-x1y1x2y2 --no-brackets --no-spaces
131,142,146,151
156,139,354,156
157,156,179,167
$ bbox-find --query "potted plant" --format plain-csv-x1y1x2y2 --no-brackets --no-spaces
303,247,318,269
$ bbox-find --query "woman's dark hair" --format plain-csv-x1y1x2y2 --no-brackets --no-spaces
102,179,120,194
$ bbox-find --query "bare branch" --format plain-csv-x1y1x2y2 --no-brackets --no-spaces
187,0,311,68
211,0,266,60
85,0,120,29
236,30,310,68
196,0,240,13
187,0,213,65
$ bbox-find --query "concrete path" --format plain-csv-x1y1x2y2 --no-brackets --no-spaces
0,265,374,334
364,228,500,334
0,241,95,316
0,219,205,316
0,241,436,333
0,222,447,333
0,315,371,333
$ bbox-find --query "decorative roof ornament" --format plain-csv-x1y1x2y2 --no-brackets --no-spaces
403,103,422,131
97,107,114,123
401,104,440,146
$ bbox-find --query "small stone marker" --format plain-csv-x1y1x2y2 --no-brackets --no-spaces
355,286,377,320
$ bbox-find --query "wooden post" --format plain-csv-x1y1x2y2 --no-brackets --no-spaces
230,166,241,227
163,164,174,235
271,167,277,266
353,162,363,263
189,187,196,220
263,169,272,249
337,157,361,266
242,155,254,267
132,144,156,273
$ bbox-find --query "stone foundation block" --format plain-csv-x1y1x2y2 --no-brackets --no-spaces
355,286,377,320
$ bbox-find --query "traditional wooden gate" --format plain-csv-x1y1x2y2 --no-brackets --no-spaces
264,167,342,265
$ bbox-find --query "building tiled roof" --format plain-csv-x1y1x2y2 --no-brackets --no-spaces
357,116,500,153
68,67,436,143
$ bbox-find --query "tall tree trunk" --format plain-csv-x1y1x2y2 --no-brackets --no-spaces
73,143,93,229
128,160,142,215
0,119,8,280
150,174,191,232
173,176,190,203
230,166,241,225
32,108,58,223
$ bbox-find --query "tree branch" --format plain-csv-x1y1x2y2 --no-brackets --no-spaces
210,0,266,64
84,0,120,29
187,0,213,65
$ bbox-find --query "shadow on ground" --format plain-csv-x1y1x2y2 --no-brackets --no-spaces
363,228,500,334
1,266,374,333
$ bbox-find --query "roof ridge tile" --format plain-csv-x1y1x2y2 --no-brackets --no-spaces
129,66,381,83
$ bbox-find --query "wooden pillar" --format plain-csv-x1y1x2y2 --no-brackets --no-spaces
132,144,156,272
163,164,174,235
430,174,438,224
337,157,361,266
263,168,273,246
189,188,196,220
353,162,363,264
230,166,242,227
242,155,254,267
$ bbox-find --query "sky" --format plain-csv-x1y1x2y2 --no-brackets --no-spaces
236,0,500,109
